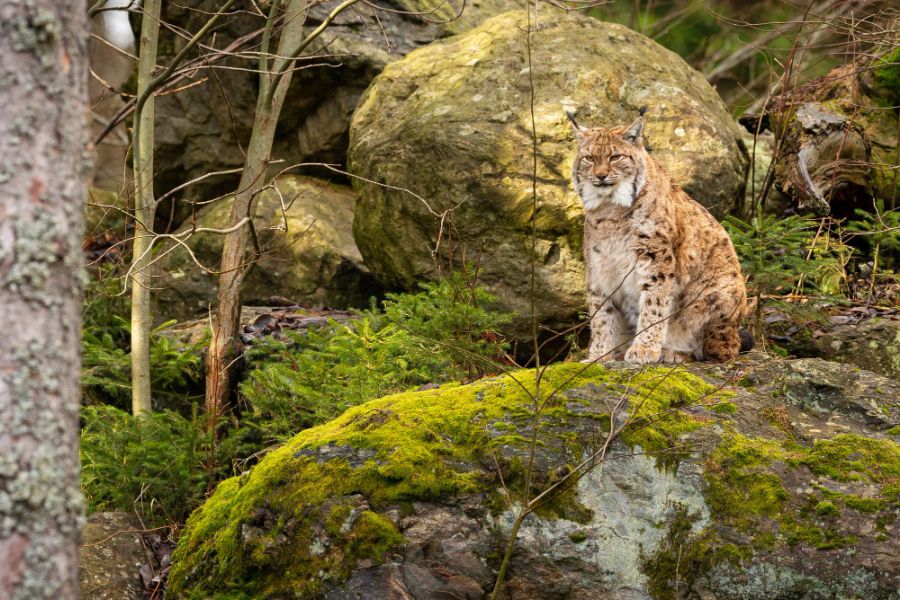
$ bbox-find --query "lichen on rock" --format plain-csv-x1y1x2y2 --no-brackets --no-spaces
168,356,899,599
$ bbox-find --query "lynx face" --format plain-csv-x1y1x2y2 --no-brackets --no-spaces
570,115,647,210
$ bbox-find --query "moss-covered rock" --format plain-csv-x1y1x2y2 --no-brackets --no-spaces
348,10,748,339
169,355,899,598
155,175,382,322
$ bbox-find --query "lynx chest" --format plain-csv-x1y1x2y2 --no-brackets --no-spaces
584,217,642,325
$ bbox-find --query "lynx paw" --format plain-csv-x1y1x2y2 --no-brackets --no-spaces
624,345,661,365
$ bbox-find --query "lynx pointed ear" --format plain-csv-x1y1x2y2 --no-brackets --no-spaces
565,109,586,140
623,113,645,146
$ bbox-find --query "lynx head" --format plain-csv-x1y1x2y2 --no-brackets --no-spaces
567,108,648,211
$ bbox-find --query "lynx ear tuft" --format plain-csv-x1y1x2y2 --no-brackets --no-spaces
638,106,648,117
623,114,645,146
565,109,587,139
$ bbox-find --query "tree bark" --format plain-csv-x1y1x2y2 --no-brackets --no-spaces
205,0,306,417
0,1,88,598
130,0,162,415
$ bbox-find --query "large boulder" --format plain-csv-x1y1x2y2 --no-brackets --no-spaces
156,176,382,322
349,10,749,338
168,355,899,599
148,0,518,209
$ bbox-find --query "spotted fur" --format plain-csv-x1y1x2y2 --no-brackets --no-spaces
568,110,748,364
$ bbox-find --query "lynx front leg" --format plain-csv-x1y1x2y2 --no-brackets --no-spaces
624,274,675,365
584,291,627,362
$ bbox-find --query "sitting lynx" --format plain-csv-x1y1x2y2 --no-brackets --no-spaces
568,109,749,364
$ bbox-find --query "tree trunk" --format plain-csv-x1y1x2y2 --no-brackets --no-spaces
130,0,162,415
204,0,365,418
0,0,88,597
205,0,308,417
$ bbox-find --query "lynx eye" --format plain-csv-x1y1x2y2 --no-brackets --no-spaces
580,156,594,164
610,154,624,161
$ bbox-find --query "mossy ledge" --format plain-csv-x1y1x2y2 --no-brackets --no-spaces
641,356,900,599
168,357,900,598
167,363,718,597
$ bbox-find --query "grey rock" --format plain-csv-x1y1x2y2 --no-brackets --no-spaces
787,317,900,382
149,0,519,211
79,512,144,600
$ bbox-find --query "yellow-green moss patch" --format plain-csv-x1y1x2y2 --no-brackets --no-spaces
168,363,717,597
703,432,899,550
802,434,900,486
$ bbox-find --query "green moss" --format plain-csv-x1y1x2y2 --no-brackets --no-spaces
643,505,746,600
704,434,797,529
704,432,898,553
169,363,717,597
568,530,588,543
704,434,795,539
751,531,777,549
843,495,886,513
707,469,788,527
780,518,855,550
345,511,404,563
802,434,900,487
737,376,755,389
876,514,894,537
882,482,900,503
707,434,900,527
814,500,839,516
325,502,353,537
711,401,738,414
873,47,900,103
534,477,596,524
616,366,721,467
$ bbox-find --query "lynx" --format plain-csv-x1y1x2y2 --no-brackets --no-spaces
568,109,749,364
